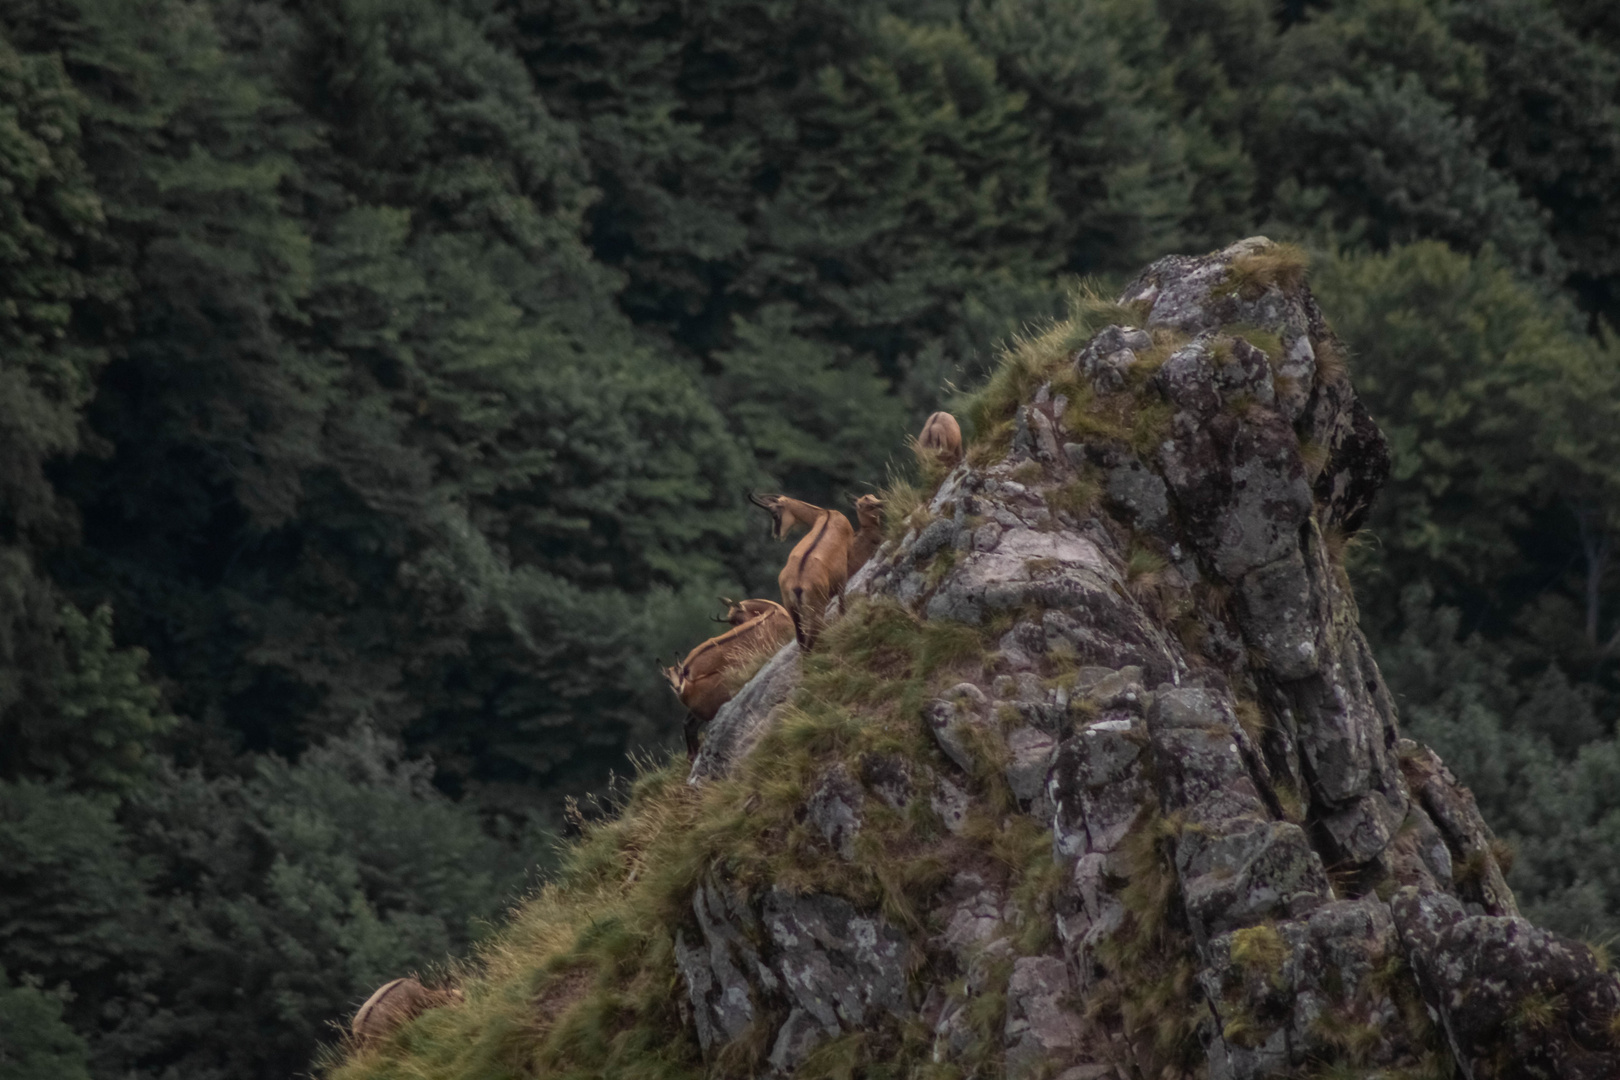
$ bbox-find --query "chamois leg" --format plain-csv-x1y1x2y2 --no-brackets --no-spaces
683,712,702,760
796,588,828,651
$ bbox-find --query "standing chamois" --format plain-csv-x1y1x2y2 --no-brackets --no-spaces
847,494,885,578
747,493,855,650
664,603,795,756
917,410,963,465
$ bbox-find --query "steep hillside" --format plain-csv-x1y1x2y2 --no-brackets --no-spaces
326,240,1620,1080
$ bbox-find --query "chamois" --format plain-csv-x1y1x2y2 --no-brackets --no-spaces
351,977,461,1047
847,494,885,578
664,604,794,756
747,493,855,650
917,410,963,465
718,597,788,627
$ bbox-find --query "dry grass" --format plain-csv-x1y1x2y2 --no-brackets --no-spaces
1229,924,1288,984
324,591,1031,1080
719,635,786,694
1049,472,1102,520
958,282,1151,454
908,439,955,487
878,474,928,544
1299,437,1331,479
1314,335,1348,384
1217,243,1309,300
1233,699,1266,743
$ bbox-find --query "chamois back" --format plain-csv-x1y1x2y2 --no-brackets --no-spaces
351,977,460,1047
666,605,795,754
720,597,788,627
917,411,962,466
749,493,854,650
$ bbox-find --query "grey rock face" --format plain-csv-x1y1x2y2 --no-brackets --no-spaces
1392,888,1620,1080
806,764,864,859
675,877,771,1051
671,239,1614,1078
1005,956,1085,1076
688,641,801,782
1075,325,1153,393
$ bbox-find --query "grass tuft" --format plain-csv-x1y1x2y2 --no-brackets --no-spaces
1229,924,1288,985
1049,472,1102,521
1314,335,1348,384
1217,243,1309,300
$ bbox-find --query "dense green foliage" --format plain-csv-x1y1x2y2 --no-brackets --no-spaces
0,0,1617,1075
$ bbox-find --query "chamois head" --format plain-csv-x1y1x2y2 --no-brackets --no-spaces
853,494,884,530
661,664,684,695
747,492,823,540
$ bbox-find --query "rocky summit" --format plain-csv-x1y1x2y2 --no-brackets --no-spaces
333,240,1620,1080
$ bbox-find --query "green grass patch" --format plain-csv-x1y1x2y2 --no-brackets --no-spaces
958,283,1151,449
1229,924,1288,986
324,590,1032,1080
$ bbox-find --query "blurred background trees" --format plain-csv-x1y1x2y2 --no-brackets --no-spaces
0,0,1618,1075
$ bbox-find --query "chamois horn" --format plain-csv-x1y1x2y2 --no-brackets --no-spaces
747,491,772,509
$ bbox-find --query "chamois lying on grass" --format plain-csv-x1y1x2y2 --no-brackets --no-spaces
351,977,461,1047
917,410,962,466
748,493,855,651
664,602,795,756
718,597,788,627
847,494,884,578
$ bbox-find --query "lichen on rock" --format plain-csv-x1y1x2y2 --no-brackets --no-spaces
327,239,1620,1080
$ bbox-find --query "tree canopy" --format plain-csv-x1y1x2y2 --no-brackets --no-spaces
1,0,1619,1075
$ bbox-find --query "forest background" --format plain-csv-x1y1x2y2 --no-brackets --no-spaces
2,0,1620,1076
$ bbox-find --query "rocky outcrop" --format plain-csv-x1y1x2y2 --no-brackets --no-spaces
675,239,1620,1078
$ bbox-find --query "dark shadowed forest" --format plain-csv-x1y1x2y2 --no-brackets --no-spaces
2,0,1619,1076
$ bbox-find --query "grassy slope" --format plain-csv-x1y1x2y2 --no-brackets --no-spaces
324,283,1208,1080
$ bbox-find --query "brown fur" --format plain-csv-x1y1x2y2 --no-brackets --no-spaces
918,411,962,464
719,597,788,627
351,977,461,1046
847,495,885,578
664,604,795,755
747,493,855,651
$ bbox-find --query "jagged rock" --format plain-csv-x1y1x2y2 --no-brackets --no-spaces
926,682,992,773
1102,456,1172,536
858,753,914,810
806,764,863,858
1393,888,1620,1079
760,890,911,1069
1005,725,1058,808
930,772,971,834
669,239,1618,1079
1052,718,1149,858
1075,325,1153,392
675,876,772,1051
923,529,1118,626
689,642,801,782
1005,956,1085,1075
